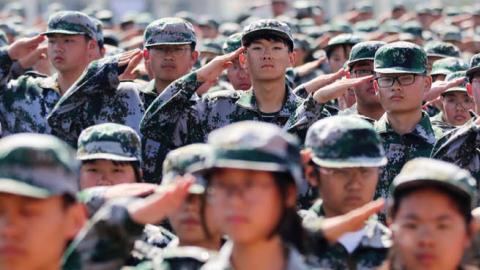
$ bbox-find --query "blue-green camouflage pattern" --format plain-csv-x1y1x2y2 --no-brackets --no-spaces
144,17,197,47
424,41,460,58
241,19,294,49
431,57,468,76
374,41,427,74
44,11,98,40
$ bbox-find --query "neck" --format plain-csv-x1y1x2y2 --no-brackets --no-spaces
252,78,286,113
57,69,84,95
154,79,173,95
179,237,222,251
356,102,385,121
231,237,285,270
387,109,423,135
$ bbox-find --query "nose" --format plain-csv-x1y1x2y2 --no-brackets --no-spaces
417,226,435,248
0,212,21,239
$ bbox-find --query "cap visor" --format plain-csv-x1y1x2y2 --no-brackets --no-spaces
43,30,85,36
145,42,193,47
77,153,139,162
348,58,374,67
374,67,426,74
0,178,51,198
394,179,471,202
311,156,388,168
441,88,467,95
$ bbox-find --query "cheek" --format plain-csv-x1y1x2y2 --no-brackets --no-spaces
205,204,222,234
79,171,100,189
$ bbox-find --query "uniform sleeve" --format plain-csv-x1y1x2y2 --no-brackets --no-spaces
140,71,203,145
62,198,145,270
0,47,15,87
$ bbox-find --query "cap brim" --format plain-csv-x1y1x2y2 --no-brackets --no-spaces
311,156,388,168
466,66,480,77
77,153,139,162
393,179,471,202
348,58,374,67
427,53,449,58
430,69,451,76
242,29,293,48
0,178,51,198
145,42,193,47
43,30,86,36
441,88,467,94
374,67,426,74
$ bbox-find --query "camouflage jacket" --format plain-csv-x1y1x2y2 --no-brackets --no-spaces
0,49,60,135
129,246,213,270
430,111,456,133
338,104,376,124
141,72,327,149
301,200,391,270
374,112,443,199
200,241,311,270
47,55,145,146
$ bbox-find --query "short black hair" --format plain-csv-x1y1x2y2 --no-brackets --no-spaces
326,44,353,59
243,31,293,52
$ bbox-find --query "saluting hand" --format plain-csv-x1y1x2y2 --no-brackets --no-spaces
7,34,45,61
313,75,373,104
196,47,245,84
118,49,143,81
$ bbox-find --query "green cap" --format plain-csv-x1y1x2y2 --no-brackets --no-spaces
440,26,462,42
203,121,302,187
144,17,197,48
424,41,460,58
354,20,379,33
161,144,213,194
77,123,141,163
242,19,294,50
325,33,362,51
219,22,241,37
305,116,387,168
466,53,480,78
43,11,97,40
401,21,423,38
327,21,353,34
222,32,242,54
348,41,386,67
442,71,467,95
431,57,468,76
392,158,477,208
199,38,223,54
374,41,427,74
0,133,79,199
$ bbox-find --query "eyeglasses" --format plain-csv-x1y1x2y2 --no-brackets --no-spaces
352,69,374,77
375,74,417,88
150,46,190,57
206,180,274,203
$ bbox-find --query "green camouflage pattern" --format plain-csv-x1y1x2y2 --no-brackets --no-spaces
325,33,362,51
374,112,443,199
430,111,456,133
466,53,480,78
77,123,142,162
348,41,386,67
301,200,391,270
47,55,145,147
440,26,462,42
338,104,376,124
241,19,294,49
199,38,223,54
327,21,353,34
305,115,387,168
203,121,303,186
401,21,423,38
0,133,79,198
424,41,460,58
374,41,427,74
222,33,242,54
43,11,98,40
392,157,477,207
442,71,467,94
132,246,211,270
143,17,196,47
0,48,61,135
353,20,379,33
140,71,328,172
431,57,468,76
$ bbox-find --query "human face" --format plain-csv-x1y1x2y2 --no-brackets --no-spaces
242,39,294,82
375,73,431,114
80,159,137,189
442,92,474,126
168,194,221,248
431,74,446,82
0,194,81,270
350,61,379,107
146,44,197,84
226,59,251,90
47,34,94,74
328,45,351,73
391,188,471,270
271,1,288,17
317,166,379,217
207,168,285,244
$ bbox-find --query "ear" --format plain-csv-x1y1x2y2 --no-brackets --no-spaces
467,82,473,97
423,75,433,94
239,50,247,69
288,50,297,67
190,50,199,65
301,149,319,187
143,48,150,60
100,47,106,58
286,184,297,208
373,79,380,93
64,203,87,240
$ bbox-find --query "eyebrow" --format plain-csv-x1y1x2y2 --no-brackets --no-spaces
403,213,453,222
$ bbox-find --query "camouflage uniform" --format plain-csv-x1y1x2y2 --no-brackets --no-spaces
301,116,391,269
372,42,444,199
387,158,479,269
64,143,215,270
141,20,327,151
0,11,98,136
424,41,461,59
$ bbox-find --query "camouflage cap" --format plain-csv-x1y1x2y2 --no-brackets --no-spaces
241,19,294,50
202,121,303,187
401,21,423,38
424,41,460,58
374,41,427,74
0,133,79,199
144,17,197,48
353,20,379,33
162,144,213,194
77,123,142,163
466,53,480,78
305,116,387,168
327,21,353,34
348,41,386,67
431,57,468,76
222,32,242,54
392,158,477,208
92,18,104,47
442,71,468,95
325,33,363,50
440,26,462,42
199,38,223,54
43,11,97,40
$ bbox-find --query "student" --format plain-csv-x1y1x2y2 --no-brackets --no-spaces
0,133,85,270
302,115,391,269
381,158,479,270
